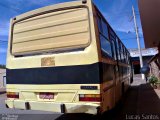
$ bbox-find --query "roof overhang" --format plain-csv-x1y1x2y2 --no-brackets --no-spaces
138,0,160,48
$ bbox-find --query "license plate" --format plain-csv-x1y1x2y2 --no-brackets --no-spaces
39,93,54,99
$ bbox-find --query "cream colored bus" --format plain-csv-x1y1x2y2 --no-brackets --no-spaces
6,0,133,114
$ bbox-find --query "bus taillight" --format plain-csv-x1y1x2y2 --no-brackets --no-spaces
7,92,19,99
79,94,101,102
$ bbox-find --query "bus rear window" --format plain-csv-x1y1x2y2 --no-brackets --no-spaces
11,7,90,56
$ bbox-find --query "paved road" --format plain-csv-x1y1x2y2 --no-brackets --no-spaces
1,75,158,120
0,93,98,120
0,93,62,120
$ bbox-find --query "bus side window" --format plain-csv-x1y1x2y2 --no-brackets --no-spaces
111,40,117,60
116,38,121,61
109,36,117,60
101,20,109,39
100,35,112,57
97,15,103,33
120,44,124,63
123,47,126,63
97,15,112,58
108,28,117,60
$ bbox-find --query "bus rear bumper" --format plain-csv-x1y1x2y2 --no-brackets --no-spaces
5,99,100,114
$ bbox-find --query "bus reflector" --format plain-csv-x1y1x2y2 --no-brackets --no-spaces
7,92,19,99
39,92,54,99
79,94,101,102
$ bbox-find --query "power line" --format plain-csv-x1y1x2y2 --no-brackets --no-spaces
0,41,8,43
0,44,7,46
0,43,8,45
0,43,7,45
0,2,20,13
122,36,144,40
0,41,8,46
0,40,8,42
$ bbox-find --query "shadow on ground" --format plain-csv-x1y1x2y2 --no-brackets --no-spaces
55,83,160,120
55,86,140,120
55,113,97,120
101,85,139,120
138,83,160,114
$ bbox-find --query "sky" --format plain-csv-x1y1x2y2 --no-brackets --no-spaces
0,0,144,65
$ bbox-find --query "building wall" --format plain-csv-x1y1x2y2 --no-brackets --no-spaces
132,56,153,74
0,69,6,88
150,61,160,79
149,44,160,78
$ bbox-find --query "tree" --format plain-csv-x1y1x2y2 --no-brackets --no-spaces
0,64,6,69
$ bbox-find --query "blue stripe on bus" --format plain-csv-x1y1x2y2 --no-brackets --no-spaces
6,63,102,84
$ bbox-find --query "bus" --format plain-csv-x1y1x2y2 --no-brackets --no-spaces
6,0,133,114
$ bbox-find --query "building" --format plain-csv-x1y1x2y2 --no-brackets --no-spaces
138,0,160,78
129,48,158,74
0,69,6,88
138,0,160,48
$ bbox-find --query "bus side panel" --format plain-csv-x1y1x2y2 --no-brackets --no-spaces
100,62,116,112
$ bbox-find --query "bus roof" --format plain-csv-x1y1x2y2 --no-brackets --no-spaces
14,0,91,21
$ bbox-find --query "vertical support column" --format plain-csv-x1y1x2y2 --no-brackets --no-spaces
132,6,145,80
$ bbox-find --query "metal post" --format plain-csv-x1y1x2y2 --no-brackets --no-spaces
132,6,145,80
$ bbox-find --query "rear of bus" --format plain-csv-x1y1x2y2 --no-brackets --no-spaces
5,0,101,114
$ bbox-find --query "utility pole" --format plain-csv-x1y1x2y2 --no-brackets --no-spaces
132,6,145,80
